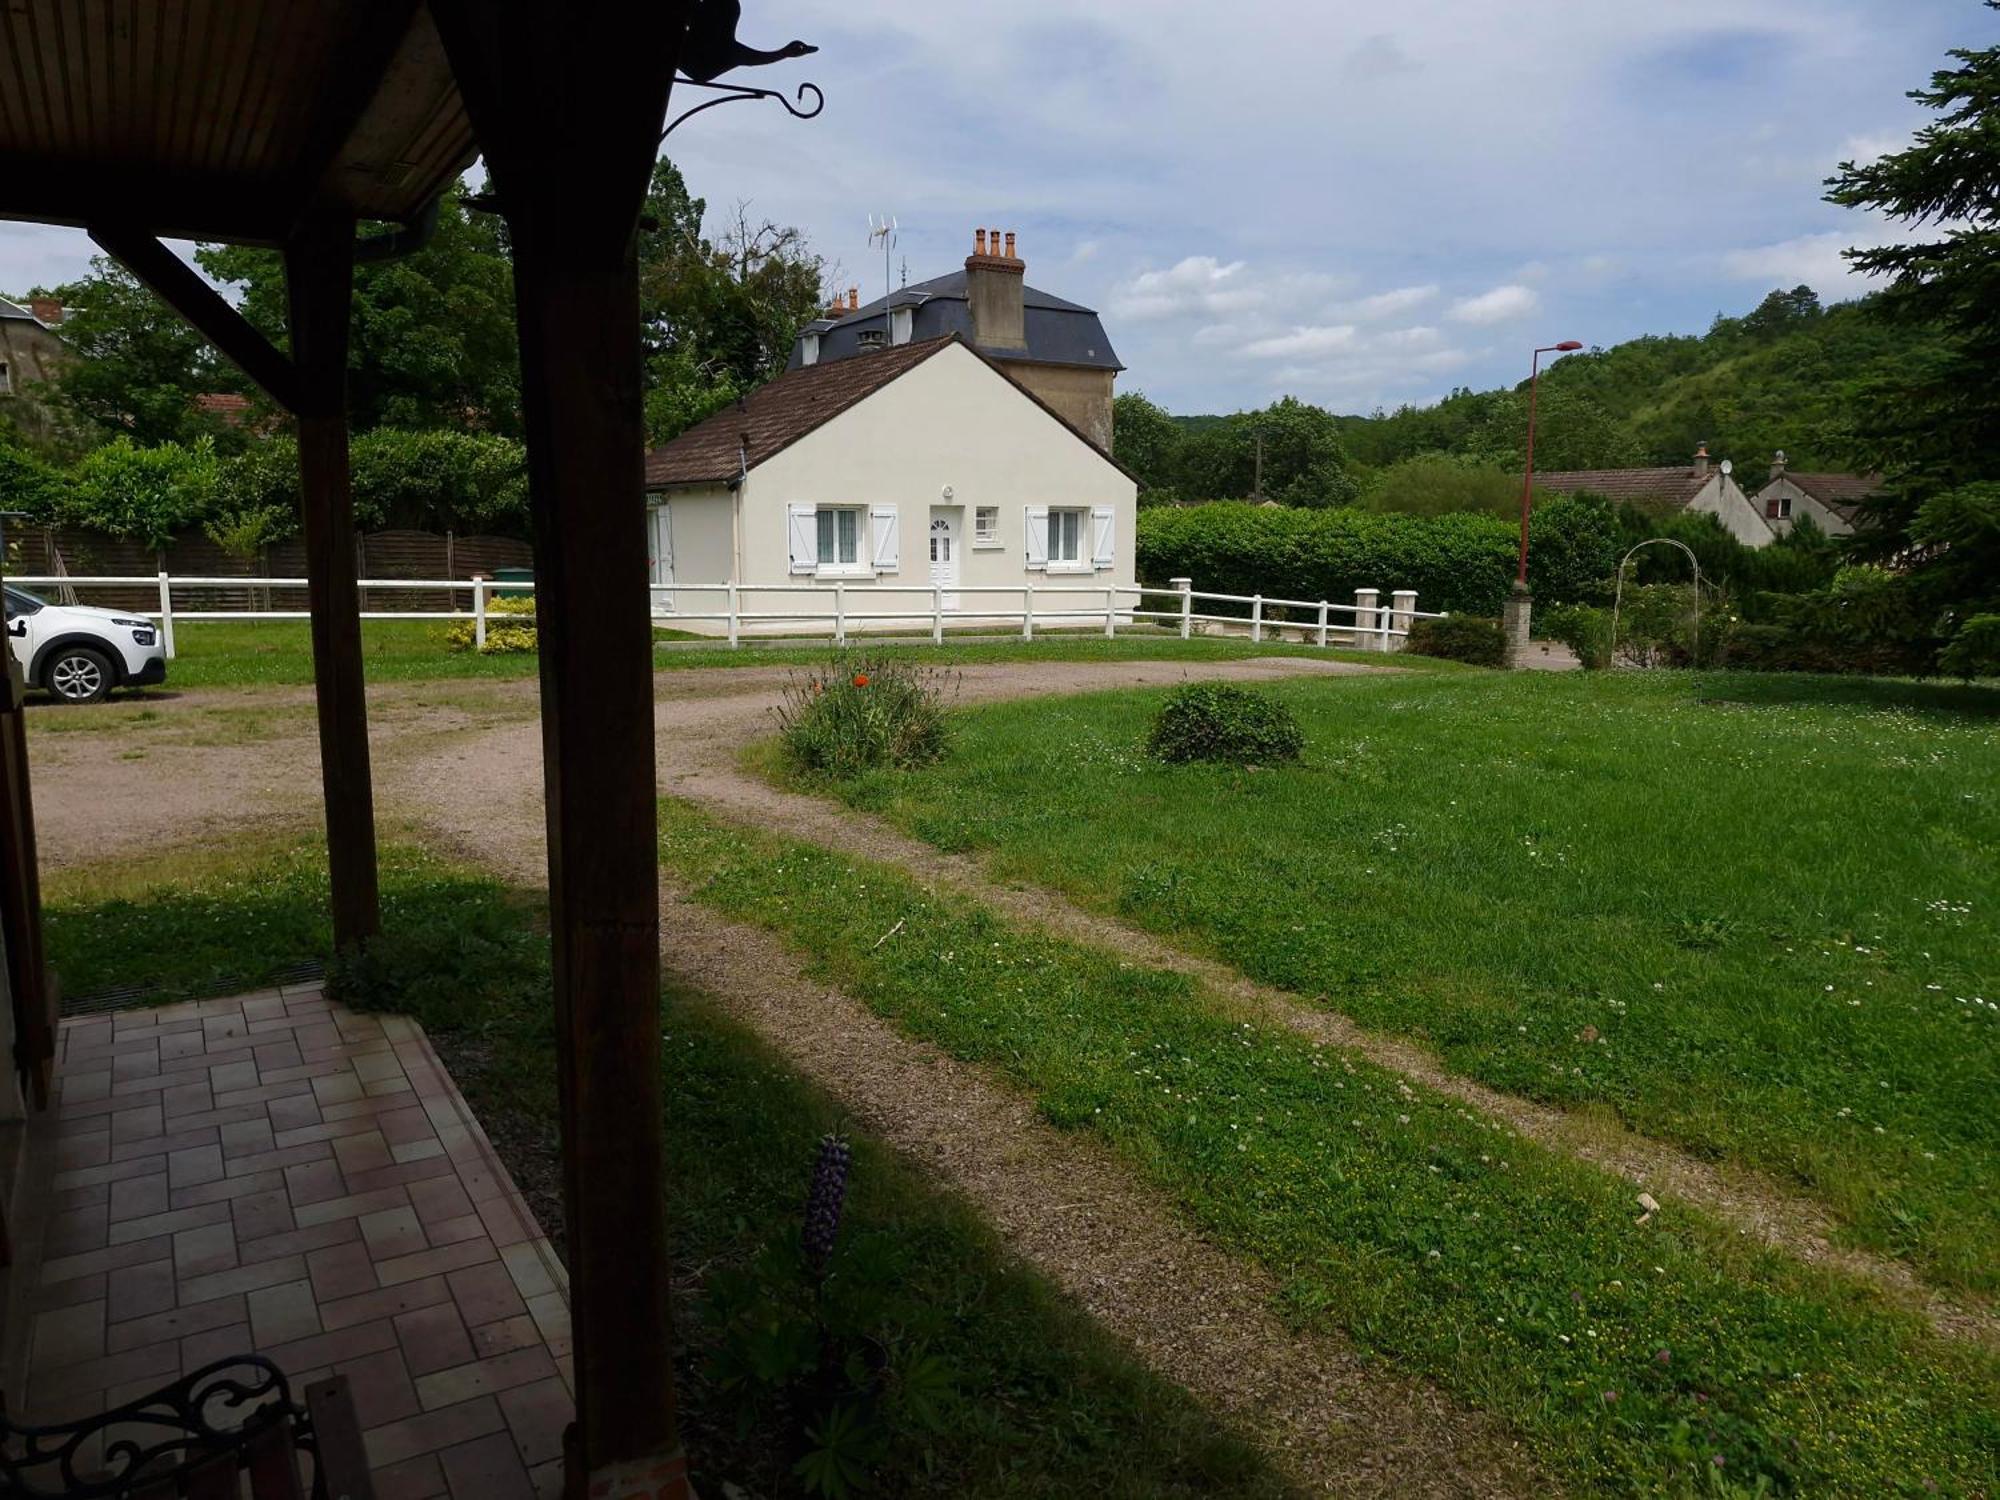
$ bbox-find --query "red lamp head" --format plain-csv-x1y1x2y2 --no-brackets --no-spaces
1554,340,1583,351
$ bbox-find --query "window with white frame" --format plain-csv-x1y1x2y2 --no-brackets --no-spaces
974,506,999,545
817,505,862,567
1047,507,1084,565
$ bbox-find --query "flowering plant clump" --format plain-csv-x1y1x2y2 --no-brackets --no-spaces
443,594,538,655
802,1132,852,1278
775,654,957,776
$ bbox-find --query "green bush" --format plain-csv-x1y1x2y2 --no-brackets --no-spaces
776,656,955,776
1146,683,1304,766
1403,613,1508,667
1135,493,1618,617
1939,615,2000,681
1540,603,1613,669
443,594,536,654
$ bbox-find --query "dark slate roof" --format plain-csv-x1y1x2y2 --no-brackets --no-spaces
788,268,1123,374
1779,471,1882,521
0,296,43,323
1531,466,1716,506
645,337,957,488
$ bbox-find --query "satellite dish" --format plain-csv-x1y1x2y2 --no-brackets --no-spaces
1719,459,1733,476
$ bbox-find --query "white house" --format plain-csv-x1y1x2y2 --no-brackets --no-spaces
640,335,1137,631
1747,452,1870,540
1534,445,1872,547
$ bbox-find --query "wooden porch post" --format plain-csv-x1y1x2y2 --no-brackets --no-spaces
284,211,381,950
429,6,685,1493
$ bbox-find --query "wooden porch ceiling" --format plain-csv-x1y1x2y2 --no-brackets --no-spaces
0,0,476,243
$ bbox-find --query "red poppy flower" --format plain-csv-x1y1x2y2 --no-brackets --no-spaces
852,673,870,688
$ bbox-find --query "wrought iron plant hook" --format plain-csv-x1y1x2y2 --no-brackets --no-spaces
663,0,821,139
660,77,824,140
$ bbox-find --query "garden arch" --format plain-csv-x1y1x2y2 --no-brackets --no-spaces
1610,538,1703,667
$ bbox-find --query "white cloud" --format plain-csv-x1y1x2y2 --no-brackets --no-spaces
1108,255,1258,320
1338,284,1438,320
1239,324,1358,359
1448,284,1541,325
1719,229,1891,291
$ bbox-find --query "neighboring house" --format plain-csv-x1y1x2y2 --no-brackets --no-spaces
1535,444,1823,547
788,228,1123,452
0,296,65,401
1748,452,1871,539
642,334,1136,628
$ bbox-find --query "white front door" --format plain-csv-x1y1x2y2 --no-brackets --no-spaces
928,509,960,612
648,503,675,611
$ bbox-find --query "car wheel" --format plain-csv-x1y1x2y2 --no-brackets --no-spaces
46,645,113,704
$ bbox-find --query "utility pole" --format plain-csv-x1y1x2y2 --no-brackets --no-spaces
1252,430,1264,503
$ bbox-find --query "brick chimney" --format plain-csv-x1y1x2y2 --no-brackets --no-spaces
1692,442,1710,478
964,225,1026,352
27,296,62,325
1769,449,1787,480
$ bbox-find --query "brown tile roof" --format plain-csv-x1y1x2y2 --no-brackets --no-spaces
1782,471,1882,519
643,336,956,488
1530,466,1714,506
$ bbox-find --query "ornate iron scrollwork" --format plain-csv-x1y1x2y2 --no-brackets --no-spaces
0,1356,327,1500
661,76,825,140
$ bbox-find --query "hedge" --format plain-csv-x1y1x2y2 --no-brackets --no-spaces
1135,494,1619,616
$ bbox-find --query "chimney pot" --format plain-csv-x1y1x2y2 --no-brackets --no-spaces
1004,231,1016,259
974,229,987,256
1692,442,1710,478
848,287,859,310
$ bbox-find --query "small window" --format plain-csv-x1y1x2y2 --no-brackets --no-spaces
0,361,11,396
816,506,862,567
974,506,999,545
1048,508,1084,564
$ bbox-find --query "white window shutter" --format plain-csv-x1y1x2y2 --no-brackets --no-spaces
1092,506,1116,568
1024,506,1049,570
871,505,900,572
788,504,817,575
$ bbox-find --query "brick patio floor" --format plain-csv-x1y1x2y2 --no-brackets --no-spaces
8,986,573,1499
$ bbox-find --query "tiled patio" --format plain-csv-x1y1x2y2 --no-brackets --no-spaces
3,986,574,1499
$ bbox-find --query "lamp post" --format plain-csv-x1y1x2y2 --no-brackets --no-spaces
1516,340,1583,588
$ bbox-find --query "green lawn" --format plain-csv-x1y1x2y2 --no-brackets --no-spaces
45,843,1288,1499
147,619,1398,689
787,669,2000,1299
654,796,2000,1495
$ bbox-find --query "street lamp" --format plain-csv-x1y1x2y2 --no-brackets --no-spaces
1516,340,1584,588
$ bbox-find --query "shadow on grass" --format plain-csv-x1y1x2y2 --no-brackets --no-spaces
1692,669,2000,718
45,843,1286,1500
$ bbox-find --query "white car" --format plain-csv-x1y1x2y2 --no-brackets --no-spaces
5,584,168,703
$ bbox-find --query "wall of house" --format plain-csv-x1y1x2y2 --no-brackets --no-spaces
647,486,734,608
732,341,1135,622
1751,478,1855,538
997,360,1115,453
0,319,64,396
1685,474,1774,546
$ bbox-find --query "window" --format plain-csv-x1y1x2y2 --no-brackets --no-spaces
0,362,11,396
5,585,45,619
817,506,862,566
1047,507,1084,565
974,506,999,545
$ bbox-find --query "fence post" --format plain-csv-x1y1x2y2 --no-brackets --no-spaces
472,576,488,650
1390,589,1417,652
156,570,176,660
932,584,944,646
1316,599,1329,649
1022,583,1034,641
1173,576,1192,639
1104,585,1116,638
1354,588,1379,650
727,581,740,649
834,580,846,647
1251,594,1264,644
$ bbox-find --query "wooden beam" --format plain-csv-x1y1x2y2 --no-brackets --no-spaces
429,5,687,1491
283,208,380,952
87,226,302,411
280,0,424,225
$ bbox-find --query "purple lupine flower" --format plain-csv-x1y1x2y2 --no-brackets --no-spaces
802,1133,852,1278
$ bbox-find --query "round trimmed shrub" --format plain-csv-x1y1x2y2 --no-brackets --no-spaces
1147,683,1304,766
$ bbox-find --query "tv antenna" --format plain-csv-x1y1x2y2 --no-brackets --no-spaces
868,214,897,339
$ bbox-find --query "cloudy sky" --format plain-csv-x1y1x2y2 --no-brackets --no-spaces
0,0,1978,416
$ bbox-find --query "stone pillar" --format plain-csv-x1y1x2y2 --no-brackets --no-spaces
1389,589,1417,651
1503,585,1533,669
1354,588,1380,649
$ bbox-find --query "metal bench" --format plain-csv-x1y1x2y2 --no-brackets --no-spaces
0,1357,373,1500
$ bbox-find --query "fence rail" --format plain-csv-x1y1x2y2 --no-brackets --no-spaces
10,574,1443,658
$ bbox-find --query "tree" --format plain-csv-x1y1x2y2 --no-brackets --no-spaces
29,257,238,448
196,177,521,435
1355,454,1524,518
1111,391,1184,502
1174,397,1357,507
1823,4,2000,655
636,159,825,443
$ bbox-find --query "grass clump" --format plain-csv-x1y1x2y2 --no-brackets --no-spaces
1147,683,1303,766
775,655,956,777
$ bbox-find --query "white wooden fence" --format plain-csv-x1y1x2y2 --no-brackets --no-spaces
10,573,1443,657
